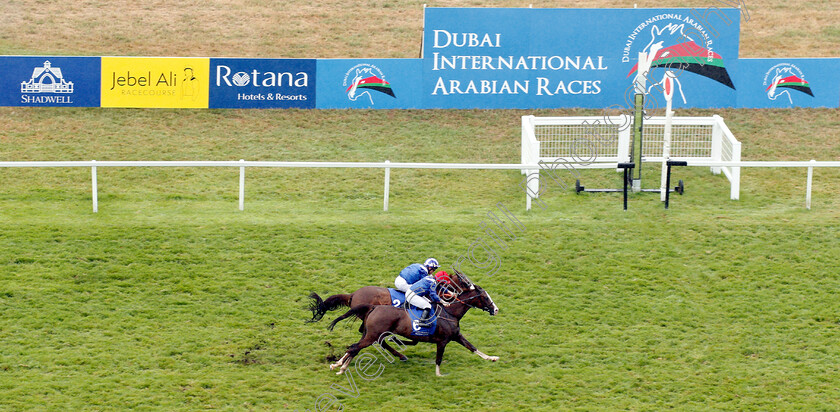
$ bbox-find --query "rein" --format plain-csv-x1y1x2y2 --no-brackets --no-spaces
451,293,480,308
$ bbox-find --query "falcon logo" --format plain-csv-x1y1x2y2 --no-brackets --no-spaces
342,64,396,105
763,63,813,104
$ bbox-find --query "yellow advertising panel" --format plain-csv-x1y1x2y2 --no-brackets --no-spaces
101,57,209,108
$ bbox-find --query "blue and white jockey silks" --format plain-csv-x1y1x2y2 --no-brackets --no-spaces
387,288,437,335
400,263,430,284
405,275,441,310
404,305,437,336
394,263,429,293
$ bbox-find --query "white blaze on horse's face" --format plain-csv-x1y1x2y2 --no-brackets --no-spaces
484,290,498,316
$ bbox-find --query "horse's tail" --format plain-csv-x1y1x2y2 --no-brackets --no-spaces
328,304,376,331
306,292,352,323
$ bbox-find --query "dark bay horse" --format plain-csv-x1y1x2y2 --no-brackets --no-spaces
328,280,499,376
306,271,470,326
306,286,390,323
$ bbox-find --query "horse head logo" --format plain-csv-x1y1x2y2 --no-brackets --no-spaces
642,23,693,63
630,20,735,103
636,23,694,98
347,67,375,105
344,64,395,105
767,67,795,104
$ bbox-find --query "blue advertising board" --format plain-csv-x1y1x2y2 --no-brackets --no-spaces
208,58,316,108
423,7,742,109
3,8,839,110
734,58,840,108
0,56,101,107
316,59,423,109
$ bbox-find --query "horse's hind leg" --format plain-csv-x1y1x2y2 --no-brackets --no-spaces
329,353,350,371
328,309,356,331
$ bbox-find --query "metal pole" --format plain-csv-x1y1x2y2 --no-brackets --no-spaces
618,162,633,211
806,159,814,210
623,167,628,211
665,161,687,209
384,160,390,211
239,159,245,211
665,163,672,209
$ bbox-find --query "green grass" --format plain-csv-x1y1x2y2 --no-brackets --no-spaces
2,193,840,410
1,108,840,410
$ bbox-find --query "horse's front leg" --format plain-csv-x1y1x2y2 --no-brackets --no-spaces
435,340,449,377
456,332,498,361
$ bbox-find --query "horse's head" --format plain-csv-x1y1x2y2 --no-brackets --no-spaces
449,270,498,316
471,284,499,316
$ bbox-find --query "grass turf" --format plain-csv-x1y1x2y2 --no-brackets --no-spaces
1,108,839,410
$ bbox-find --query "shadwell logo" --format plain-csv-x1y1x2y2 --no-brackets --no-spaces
20,60,75,104
21,60,74,94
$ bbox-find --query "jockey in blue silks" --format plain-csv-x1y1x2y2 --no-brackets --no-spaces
405,274,444,326
394,258,439,293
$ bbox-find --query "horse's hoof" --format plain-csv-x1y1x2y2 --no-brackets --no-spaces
336,370,344,375
399,356,408,362
489,356,499,362
329,363,337,370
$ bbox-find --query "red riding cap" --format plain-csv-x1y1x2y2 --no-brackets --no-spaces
435,271,452,285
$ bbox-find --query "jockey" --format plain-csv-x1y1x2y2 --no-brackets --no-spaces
394,258,439,293
405,274,443,326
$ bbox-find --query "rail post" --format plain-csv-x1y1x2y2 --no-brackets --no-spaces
384,160,390,211
91,160,98,213
239,159,245,211
806,159,814,210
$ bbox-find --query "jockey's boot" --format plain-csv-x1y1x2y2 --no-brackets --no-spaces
417,308,432,326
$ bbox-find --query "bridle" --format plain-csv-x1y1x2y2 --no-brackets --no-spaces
443,270,493,314
451,292,480,308
448,289,493,314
